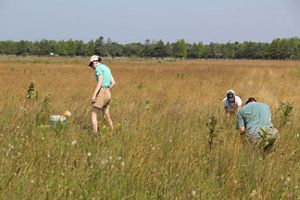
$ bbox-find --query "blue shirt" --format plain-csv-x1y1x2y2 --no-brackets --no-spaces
95,64,112,88
237,102,273,139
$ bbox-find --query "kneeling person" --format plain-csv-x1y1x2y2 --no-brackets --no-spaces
49,110,71,127
236,97,278,146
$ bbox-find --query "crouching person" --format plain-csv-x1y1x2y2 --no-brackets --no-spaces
236,97,278,151
49,110,72,127
223,90,242,118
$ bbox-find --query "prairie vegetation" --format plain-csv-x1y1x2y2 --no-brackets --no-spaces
0,56,299,199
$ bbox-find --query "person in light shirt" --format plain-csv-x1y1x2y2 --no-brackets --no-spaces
49,110,71,127
223,89,242,118
236,97,278,151
88,55,116,134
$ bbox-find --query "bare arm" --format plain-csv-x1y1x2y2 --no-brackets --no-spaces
91,75,103,102
110,74,116,90
236,111,245,135
235,98,242,114
236,105,242,114
224,106,230,117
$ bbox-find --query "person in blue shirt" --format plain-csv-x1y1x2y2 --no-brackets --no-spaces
89,55,116,133
236,97,278,144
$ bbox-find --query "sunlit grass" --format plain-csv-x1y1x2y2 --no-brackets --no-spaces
0,56,300,199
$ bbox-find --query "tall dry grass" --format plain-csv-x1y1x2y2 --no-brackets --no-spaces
0,56,300,199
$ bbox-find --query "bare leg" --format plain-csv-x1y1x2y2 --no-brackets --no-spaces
103,105,113,132
91,107,100,133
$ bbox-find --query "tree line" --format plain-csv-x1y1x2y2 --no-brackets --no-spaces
0,36,300,60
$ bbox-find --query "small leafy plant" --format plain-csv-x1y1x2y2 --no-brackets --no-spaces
206,114,218,151
277,102,294,127
26,82,38,100
36,94,52,126
258,128,278,152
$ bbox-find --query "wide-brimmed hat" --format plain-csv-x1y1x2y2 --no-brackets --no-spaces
88,55,100,67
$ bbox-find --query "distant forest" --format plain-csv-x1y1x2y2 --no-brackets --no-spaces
0,37,300,60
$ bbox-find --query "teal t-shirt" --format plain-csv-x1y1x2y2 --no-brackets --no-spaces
95,64,112,88
236,102,273,138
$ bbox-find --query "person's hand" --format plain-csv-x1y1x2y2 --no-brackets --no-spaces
239,127,245,135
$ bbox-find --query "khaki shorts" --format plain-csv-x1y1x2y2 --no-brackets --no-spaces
245,128,278,145
93,88,111,109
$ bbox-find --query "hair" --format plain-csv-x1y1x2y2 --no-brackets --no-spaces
245,97,257,105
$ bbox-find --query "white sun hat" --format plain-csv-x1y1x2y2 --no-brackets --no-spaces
88,55,99,67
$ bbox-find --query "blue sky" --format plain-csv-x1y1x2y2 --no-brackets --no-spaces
0,0,299,44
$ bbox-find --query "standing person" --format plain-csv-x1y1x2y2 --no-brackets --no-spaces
223,89,242,118
236,97,278,148
88,55,116,133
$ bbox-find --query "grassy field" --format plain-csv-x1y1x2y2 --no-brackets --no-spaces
0,56,300,199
